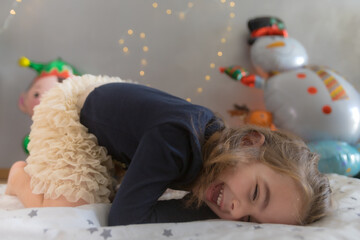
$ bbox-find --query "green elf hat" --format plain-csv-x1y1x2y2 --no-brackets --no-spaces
18,56,81,82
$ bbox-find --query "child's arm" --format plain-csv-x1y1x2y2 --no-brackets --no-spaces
147,197,217,223
108,124,217,226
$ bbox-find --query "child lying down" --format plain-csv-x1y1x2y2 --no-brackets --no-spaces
6,75,331,226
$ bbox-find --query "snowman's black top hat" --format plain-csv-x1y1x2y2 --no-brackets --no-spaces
247,16,288,45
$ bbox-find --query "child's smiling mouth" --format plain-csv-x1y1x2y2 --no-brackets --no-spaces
207,183,224,208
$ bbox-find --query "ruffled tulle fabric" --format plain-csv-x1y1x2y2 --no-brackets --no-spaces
24,74,134,204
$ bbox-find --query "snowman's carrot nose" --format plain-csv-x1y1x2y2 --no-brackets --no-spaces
266,41,285,48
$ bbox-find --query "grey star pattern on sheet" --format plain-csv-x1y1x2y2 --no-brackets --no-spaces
253,225,262,230
87,219,94,225
236,224,243,227
163,229,173,237
87,228,98,234
28,210,38,218
100,229,112,240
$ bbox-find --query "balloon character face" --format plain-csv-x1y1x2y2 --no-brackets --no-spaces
250,36,308,78
17,56,80,117
18,75,59,116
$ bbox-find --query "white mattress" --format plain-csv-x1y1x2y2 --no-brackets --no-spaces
0,174,359,240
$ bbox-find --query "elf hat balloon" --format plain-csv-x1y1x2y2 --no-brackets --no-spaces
18,56,81,82
18,57,81,154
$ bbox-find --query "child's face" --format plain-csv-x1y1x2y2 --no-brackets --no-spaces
204,162,302,225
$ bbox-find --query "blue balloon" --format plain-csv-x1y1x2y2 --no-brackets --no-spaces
308,140,360,176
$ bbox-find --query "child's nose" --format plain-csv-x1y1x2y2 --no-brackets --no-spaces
231,199,238,210
231,199,251,218
230,199,245,215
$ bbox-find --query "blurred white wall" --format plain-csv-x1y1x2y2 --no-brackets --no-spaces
1,0,359,167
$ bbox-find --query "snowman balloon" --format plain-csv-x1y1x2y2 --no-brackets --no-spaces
221,17,360,176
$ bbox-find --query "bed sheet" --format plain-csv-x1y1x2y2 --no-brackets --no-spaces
0,174,359,240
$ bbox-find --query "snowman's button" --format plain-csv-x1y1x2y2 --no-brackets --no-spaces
322,105,332,114
297,73,306,79
308,87,317,94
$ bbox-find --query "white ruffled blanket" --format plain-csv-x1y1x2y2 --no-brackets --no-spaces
0,174,359,240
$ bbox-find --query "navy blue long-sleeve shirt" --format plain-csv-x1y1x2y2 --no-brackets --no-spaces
80,83,221,226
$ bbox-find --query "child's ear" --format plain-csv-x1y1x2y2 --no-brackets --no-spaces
241,130,265,147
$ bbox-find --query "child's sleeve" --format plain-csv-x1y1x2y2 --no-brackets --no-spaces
108,123,218,226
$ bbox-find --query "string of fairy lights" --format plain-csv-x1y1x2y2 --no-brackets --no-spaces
118,29,149,79
2,0,237,102
0,0,22,35
118,0,237,102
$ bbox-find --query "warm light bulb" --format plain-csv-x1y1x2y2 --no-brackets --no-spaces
140,32,146,38
118,39,125,44
229,1,235,7
166,9,172,15
186,98,192,102
197,88,203,93
128,29,134,35
227,26,232,32
221,38,226,43
123,47,129,53
16,0,22,2
220,0,226,3
10,9,16,15
141,59,147,66
217,51,223,57
210,63,215,68
143,46,149,52
205,75,211,81
230,12,235,18
179,12,185,19
188,2,194,8
140,71,145,76
152,2,158,8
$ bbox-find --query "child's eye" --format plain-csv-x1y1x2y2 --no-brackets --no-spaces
252,184,258,201
34,92,40,98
